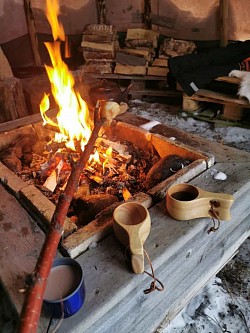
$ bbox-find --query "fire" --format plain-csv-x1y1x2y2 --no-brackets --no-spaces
40,0,92,151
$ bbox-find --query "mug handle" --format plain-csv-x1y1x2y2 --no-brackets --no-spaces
130,234,144,274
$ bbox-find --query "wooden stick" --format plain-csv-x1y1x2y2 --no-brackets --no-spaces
23,0,42,66
220,0,229,47
17,105,103,333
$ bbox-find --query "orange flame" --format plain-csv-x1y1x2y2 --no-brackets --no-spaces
105,146,113,157
40,0,92,151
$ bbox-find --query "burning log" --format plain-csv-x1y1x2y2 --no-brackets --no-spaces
144,154,191,190
72,193,119,226
43,159,64,192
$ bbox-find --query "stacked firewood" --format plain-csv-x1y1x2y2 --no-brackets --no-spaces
147,38,196,77
159,38,196,58
81,24,119,74
114,28,159,76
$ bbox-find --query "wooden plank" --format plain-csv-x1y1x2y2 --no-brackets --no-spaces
83,72,168,81
223,104,244,120
215,75,240,84
191,89,250,107
0,109,56,134
0,184,50,332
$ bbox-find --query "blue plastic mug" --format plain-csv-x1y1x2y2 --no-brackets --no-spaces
43,257,85,318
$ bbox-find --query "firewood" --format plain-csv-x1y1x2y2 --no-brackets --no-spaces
84,24,116,35
121,48,151,61
43,159,64,192
114,63,147,75
160,38,196,57
82,49,115,60
72,193,119,226
74,183,90,198
81,61,113,74
147,66,169,77
96,138,129,155
116,51,147,66
0,78,28,123
0,47,13,79
144,154,190,190
151,58,168,67
126,28,159,48
81,40,119,53
82,34,116,43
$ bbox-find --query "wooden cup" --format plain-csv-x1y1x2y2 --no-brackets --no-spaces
113,202,151,274
166,183,234,221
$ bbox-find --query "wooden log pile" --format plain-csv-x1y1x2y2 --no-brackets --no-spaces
114,28,159,76
81,24,119,74
159,37,196,58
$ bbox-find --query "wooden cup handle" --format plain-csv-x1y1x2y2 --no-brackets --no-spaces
131,253,144,274
129,234,144,274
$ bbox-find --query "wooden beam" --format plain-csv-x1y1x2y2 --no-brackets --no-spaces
96,0,107,25
220,0,229,47
144,0,152,29
23,0,42,66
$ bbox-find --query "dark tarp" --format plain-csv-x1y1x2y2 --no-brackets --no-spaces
168,40,250,96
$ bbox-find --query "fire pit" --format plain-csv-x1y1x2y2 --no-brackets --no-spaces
0,117,213,258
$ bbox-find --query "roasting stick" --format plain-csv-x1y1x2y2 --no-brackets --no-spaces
17,101,123,333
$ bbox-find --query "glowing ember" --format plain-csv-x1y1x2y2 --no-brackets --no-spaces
40,0,92,151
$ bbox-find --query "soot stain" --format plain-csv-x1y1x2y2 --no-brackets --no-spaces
3,222,12,231
21,227,30,237
0,210,5,221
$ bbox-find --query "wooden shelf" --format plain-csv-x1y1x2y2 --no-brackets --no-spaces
83,72,181,99
85,72,169,81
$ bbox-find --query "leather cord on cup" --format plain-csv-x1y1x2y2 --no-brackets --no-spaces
207,200,221,234
124,246,164,294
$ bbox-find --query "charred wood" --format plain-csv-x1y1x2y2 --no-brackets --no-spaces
71,193,118,226
144,154,191,190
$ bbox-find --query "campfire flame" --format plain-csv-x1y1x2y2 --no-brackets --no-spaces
40,0,92,151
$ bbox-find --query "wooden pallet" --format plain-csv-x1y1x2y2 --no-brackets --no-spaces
182,76,250,121
84,73,182,99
